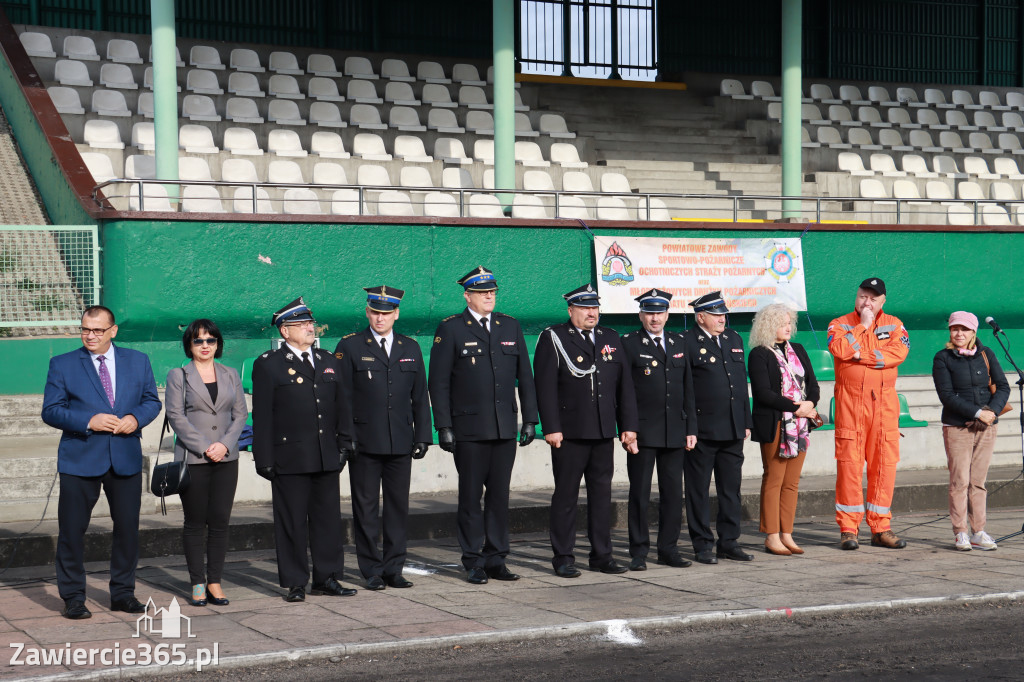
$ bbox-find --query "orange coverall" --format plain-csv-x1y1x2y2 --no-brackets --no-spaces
827,310,910,534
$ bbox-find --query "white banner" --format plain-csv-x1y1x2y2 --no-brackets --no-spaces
594,236,807,313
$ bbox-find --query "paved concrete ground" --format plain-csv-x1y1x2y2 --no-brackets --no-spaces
1,505,1023,680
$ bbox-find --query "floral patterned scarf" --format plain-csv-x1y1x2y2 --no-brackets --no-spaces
771,342,809,459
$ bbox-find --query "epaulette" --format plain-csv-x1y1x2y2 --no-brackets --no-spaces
342,332,356,339
622,330,635,338
442,314,459,322
494,311,513,319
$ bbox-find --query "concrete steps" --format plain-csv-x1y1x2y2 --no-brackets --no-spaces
0,395,50,437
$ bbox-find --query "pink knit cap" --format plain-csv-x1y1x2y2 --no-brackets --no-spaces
948,311,978,330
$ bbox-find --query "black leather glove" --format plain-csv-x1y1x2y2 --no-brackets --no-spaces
519,423,537,447
339,448,352,471
256,466,275,481
437,427,456,453
411,442,430,459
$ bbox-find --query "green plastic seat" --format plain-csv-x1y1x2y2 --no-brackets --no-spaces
805,349,834,382
817,397,836,431
898,393,928,428
240,357,255,394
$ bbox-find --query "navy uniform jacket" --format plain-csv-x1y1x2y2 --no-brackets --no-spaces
335,328,432,456
533,322,639,440
252,347,352,474
682,326,751,441
621,329,697,448
428,309,538,441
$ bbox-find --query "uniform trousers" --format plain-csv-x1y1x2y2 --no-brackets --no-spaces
349,452,412,578
56,470,141,602
942,425,998,535
453,440,516,570
758,424,807,535
180,459,238,585
834,393,899,534
271,470,344,587
683,437,744,553
627,446,685,559
549,438,614,569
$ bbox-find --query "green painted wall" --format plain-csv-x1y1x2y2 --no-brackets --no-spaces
1,218,1013,393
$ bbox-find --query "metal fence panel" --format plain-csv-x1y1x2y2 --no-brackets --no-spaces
0,225,99,328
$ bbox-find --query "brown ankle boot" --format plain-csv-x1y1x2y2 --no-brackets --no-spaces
840,532,859,550
871,530,907,549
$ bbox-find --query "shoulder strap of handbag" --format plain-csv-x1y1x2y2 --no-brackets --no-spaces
153,368,187,469
980,347,998,394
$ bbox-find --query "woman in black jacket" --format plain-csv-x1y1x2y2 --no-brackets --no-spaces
748,304,820,556
932,311,1010,552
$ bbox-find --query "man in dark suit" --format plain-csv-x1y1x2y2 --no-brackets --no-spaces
335,286,431,591
534,284,639,578
253,297,357,602
682,291,754,564
428,266,538,585
621,289,697,571
41,305,161,619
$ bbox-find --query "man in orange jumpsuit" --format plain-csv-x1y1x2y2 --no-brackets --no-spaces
827,278,909,550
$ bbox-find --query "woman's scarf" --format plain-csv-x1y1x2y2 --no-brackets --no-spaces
771,342,810,459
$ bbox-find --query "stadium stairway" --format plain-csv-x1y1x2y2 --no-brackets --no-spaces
0,104,48,224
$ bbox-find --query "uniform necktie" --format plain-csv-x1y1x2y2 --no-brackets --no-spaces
582,329,592,345
654,336,665,359
380,337,388,356
481,317,489,333
715,335,722,349
301,351,314,372
97,355,114,406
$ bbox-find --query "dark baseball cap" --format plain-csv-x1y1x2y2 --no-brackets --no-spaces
858,277,886,296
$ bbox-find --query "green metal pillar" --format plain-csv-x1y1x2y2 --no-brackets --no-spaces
493,0,516,210
151,0,179,199
781,0,802,219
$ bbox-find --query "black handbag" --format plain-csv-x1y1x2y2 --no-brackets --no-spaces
150,368,190,514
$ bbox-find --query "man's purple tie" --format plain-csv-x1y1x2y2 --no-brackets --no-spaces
97,355,114,407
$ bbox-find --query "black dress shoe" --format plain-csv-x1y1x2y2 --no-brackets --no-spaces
62,600,91,620
385,574,414,588
110,596,145,614
286,586,305,602
207,595,229,606
554,564,582,578
695,550,718,565
310,576,357,596
366,575,386,591
657,553,693,568
187,596,207,607
486,565,521,581
629,556,647,571
466,567,489,584
717,546,754,562
591,560,628,575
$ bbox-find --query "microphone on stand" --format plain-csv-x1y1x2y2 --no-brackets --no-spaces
985,316,1003,334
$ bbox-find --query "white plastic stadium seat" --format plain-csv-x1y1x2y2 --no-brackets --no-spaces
80,152,116,183
182,94,221,121
868,86,895,105
638,197,672,221
269,74,304,99
381,58,414,82
268,99,306,126
565,171,603,192
901,154,937,178
422,84,457,108
925,181,955,202
982,204,1011,225
951,90,981,110
131,122,155,151
269,51,303,75
511,194,550,219
515,140,550,167
233,187,274,214
356,164,393,187
945,203,975,226
417,61,450,84
228,72,265,98
750,81,778,100
230,48,264,72
435,138,471,165
597,196,632,220
452,63,485,86
963,156,998,179
312,162,348,186
330,189,363,215
556,195,591,219
344,56,378,79
847,127,880,150
515,112,539,137
817,127,847,148
178,157,213,182
539,113,575,139
267,129,307,157
347,80,382,104
933,155,966,178
957,181,985,200
225,97,264,124
600,172,632,194
423,192,460,217
190,45,225,70
307,77,344,102
186,69,224,95
182,186,227,213
385,81,420,106
891,180,925,203
48,86,85,114
990,181,1017,201
268,159,306,184
20,32,55,58
55,60,93,87
83,119,125,149
809,83,839,103
106,38,142,64
858,178,889,200
442,167,475,189
350,104,387,130
550,143,588,169
178,124,218,153
147,44,185,66
91,89,131,117
887,108,915,128
283,188,323,215
720,79,748,98
428,109,465,134
222,127,264,156
63,35,99,61
222,158,261,184
99,63,138,89
399,166,433,191
839,85,869,105
1007,92,1024,110
924,88,951,108
838,152,872,176
896,87,920,105
394,135,432,163
389,106,426,132
376,190,416,217
352,133,393,161
857,107,884,126
309,101,346,128
523,170,555,192
466,111,495,135
869,153,905,176
473,139,495,164
128,183,172,211
468,194,507,218
122,154,155,179
994,157,1024,179
307,54,342,77
459,86,492,109
310,131,350,159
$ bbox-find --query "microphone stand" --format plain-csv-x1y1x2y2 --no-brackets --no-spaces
991,326,1024,544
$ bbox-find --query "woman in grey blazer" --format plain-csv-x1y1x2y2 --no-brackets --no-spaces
165,319,248,606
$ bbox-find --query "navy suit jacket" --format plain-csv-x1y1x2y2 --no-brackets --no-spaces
41,344,162,477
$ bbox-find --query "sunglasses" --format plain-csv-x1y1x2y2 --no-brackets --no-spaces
192,338,218,346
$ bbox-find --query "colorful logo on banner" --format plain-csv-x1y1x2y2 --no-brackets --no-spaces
765,245,798,282
601,241,634,286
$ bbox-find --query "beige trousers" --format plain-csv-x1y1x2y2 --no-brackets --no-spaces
942,425,998,535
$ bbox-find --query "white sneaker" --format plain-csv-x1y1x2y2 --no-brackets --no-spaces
954,532,971,551
970,531,997,551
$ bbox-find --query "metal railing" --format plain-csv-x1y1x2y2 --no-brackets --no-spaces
0,225,100,328
92,178,1023,227
519,0,657,80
